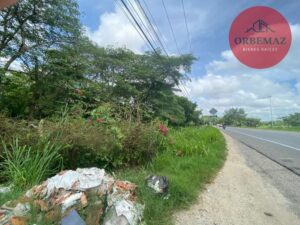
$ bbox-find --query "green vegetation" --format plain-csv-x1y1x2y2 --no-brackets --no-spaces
1,138,62,190
0,1,227,223
220,108,300,131
222,108,260,127
256,125,300,132
119,127,226,225
0,0,201,126
255,113,300,132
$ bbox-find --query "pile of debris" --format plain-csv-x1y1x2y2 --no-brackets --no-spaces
0,168,144,225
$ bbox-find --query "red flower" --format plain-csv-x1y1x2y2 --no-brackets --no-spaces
159,124,168,136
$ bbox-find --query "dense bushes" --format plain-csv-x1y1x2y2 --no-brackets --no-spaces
0,106,167,188
282,113,300,127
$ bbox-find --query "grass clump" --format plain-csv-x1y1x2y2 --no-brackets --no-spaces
118,126,226,225
1,138,62,190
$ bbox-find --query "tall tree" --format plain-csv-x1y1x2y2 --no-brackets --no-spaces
0,0,81,73
282,113,300,126
223,108,247,126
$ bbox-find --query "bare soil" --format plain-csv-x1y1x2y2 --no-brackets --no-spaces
174,133,300,225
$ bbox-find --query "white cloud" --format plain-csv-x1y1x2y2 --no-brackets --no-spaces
181,24,300,121
84,6,146,53
0,57,23,71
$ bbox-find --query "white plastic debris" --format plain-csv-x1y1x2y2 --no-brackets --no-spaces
13,203,30,217
104,200,144,225
0,186,11,194
61,192,83,213
145,175,168,194
45,168,105,197
0,168,144,224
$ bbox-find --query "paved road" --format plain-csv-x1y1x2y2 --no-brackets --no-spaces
224,127,300,175
222,127,300,218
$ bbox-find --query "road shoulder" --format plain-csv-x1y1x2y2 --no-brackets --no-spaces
174,133,300,225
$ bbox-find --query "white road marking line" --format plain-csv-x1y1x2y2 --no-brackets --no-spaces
227,128,300,151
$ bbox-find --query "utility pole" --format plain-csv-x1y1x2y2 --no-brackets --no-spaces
268,96,273,127
258,96,273,127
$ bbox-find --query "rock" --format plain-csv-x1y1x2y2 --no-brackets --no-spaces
145,175,169,194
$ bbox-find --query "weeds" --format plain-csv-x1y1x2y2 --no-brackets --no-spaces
1,138,63,190
118,127,226,225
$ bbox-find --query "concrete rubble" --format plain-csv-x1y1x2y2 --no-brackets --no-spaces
0,168,144,225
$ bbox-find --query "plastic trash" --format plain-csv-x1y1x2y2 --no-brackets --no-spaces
60,209,85,225
0,168,144,224
103,199,144,225
13,203,30,217
61,192,83,213
145,175,168,194
0,186,11,194
46,168,105,197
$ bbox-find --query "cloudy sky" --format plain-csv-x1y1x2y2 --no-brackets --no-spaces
77,0,300,121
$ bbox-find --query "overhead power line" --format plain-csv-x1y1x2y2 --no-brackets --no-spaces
113,0,151,50
116,0,191,99
181,0,192,53
159,0,192,99
141,0,170,54
119,0,159,55
134,0,169,55
161,0,181,55
125,0,159,52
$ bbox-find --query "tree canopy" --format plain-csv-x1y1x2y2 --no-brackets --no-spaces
0,0,201,125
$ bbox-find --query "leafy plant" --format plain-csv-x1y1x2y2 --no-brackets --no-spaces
1,138,63,190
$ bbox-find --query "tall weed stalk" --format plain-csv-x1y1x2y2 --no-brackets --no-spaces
1,138,62,190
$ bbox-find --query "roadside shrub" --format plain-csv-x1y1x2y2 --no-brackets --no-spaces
168,127,221,156
41,116,122,170
1,138,63,189
0,114,40,151
117,121,165,167
40,116,166,170
0,105,168,175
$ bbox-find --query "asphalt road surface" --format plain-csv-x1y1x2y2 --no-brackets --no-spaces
223,127,300,218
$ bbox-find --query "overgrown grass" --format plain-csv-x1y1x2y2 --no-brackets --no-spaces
0,122,226,225
118,126,226,225
1,138,63,190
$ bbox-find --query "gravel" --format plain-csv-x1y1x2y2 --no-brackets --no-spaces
174,133,300,225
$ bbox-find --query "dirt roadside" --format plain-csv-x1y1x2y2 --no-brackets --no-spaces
174,132,300,225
